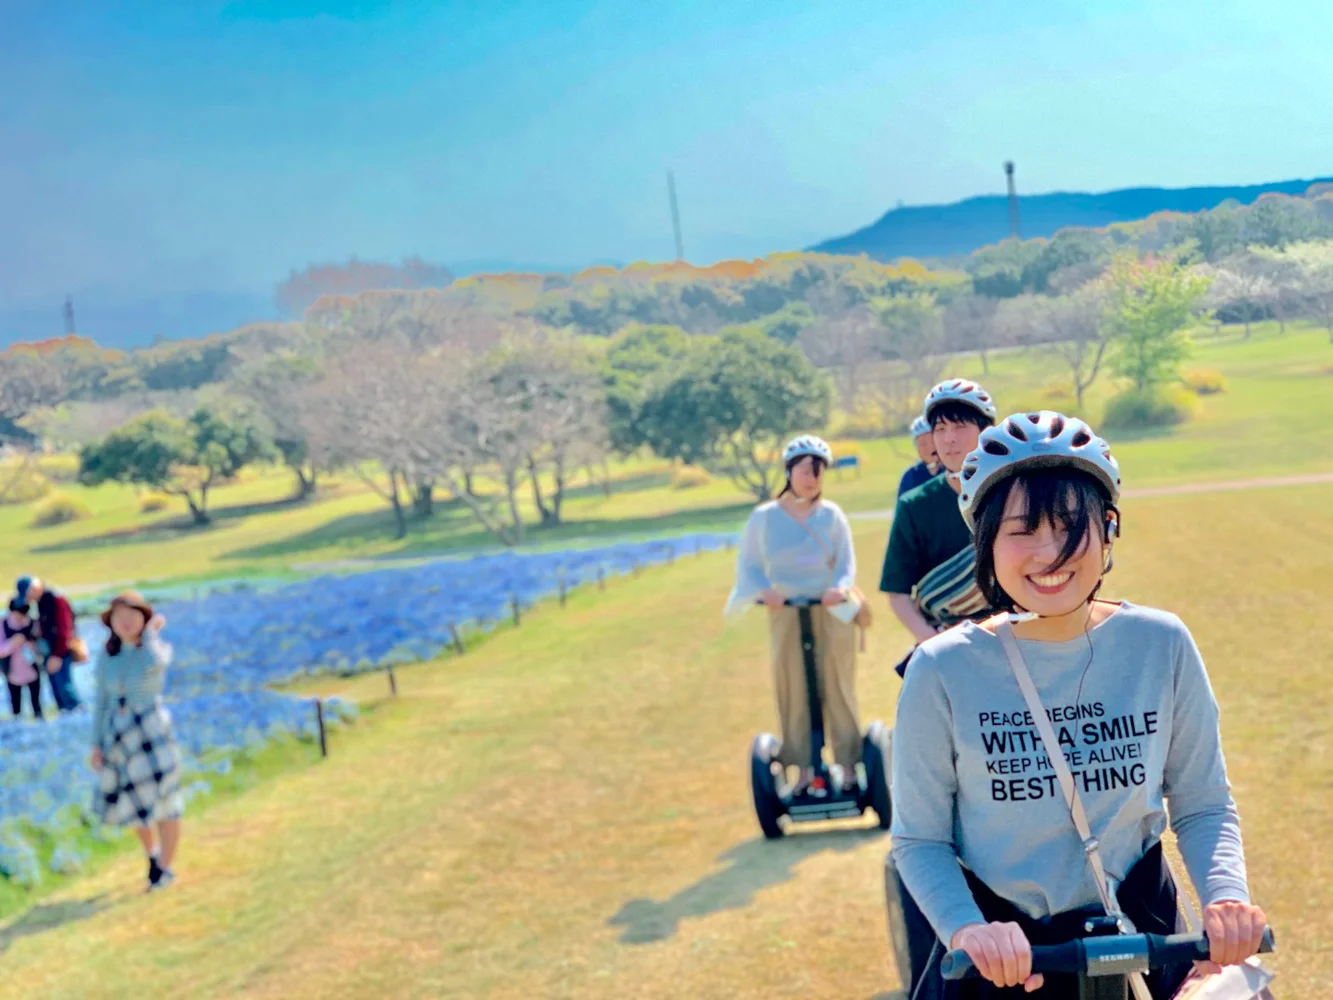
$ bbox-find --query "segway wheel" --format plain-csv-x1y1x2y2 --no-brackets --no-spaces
749,733,785,839
862,722,893,830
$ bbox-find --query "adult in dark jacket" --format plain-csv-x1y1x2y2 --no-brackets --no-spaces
16,576,81,712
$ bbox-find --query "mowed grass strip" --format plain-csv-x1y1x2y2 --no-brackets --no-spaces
0,486,1328,998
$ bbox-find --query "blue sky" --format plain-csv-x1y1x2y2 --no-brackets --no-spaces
3,0,1331,306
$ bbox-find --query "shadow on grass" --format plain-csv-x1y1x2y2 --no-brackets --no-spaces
223,501,755,564
0,894,116,955
607,827,886,945
27,493,313,556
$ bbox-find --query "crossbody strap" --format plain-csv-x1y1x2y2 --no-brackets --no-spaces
995,622,1153,1000
780,503,837,573
995,622,1119,914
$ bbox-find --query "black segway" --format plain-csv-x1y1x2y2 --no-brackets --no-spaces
749,597,893,839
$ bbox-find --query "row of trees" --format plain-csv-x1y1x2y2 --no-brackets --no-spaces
72,325,832,539
966,191,1333,299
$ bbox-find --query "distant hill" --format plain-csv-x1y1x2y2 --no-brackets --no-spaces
813,176,1333,261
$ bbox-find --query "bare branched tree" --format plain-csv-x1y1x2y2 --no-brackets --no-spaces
996,287,1111,411
796,306,880,408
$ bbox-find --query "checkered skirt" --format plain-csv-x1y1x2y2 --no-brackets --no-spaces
93,697,184,827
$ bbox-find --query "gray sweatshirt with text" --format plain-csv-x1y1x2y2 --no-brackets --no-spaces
890,602,1249,947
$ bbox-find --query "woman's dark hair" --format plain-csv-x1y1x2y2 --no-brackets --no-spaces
928,401,994,432
973,466,1114,611
777,454,828,498
8,599,28,614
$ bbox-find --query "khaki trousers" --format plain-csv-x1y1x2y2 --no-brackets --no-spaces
767,605,861,768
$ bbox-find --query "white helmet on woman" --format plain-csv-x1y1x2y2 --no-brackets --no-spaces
957,411,1121,531
909,414,931,438
781,434,833,467
923,379,998,425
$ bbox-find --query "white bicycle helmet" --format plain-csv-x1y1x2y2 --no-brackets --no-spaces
909,414,931,438
923,379,998,425
957,411,1121,531
782,434,833,467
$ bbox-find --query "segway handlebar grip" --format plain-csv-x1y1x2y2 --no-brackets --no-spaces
753,597,823,608
941,941,1083,980
1144,927,1275,968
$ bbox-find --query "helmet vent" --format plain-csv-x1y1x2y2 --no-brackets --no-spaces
1026,412,1041,424
962,467,977,480
1005,420,1029,442
1071,429,1091,447
983,439,1011,456
1049,415,1066,438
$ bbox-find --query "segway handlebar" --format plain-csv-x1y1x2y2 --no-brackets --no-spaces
940,927,1275,981
755,596,825,608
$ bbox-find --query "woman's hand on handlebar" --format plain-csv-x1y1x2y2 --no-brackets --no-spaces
758,588,786,608
1199,900,1268,974
950,922,1043,992
820,587,847,606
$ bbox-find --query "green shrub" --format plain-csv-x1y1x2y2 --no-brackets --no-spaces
829,405,888,440
30,492,92,528
1101,386,1198,431
36,453,81,483
670,465,712,490
139,492,172,513
0,462,52,506
1182,369,1227,395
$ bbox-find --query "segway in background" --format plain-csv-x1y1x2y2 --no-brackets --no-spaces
749,597,892,838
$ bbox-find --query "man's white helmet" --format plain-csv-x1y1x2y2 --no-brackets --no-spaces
782,435,833,467
909,415,931,438
957,411,1121,531
923,379,998,425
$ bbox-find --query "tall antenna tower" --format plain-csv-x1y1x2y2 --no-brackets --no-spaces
667,170,685,262
1004,161,1021,240
63,295,76,335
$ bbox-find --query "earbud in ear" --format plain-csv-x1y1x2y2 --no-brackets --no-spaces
1104,508,1121,542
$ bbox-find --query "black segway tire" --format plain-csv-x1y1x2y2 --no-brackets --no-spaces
884,852,936,996
749,733,785,839
862,722,893,830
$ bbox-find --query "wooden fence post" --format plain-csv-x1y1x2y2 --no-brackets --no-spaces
314,699,328,758
559,575,567,607
449,622,465,656
511,594,521,627
386,663,398,696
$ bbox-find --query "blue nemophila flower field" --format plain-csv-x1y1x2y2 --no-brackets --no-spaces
1,534,734,885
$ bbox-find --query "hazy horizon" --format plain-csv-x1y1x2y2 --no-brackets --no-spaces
4,0,1331,328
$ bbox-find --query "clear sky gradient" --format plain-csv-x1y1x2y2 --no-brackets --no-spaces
3,0,1331,304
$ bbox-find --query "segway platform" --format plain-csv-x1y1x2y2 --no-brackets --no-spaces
749,597,892,839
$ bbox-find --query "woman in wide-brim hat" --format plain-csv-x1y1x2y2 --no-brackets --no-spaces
90,590,184,893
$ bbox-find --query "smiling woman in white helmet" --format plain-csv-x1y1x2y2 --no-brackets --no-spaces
889,412,1266,998
724,434,866,795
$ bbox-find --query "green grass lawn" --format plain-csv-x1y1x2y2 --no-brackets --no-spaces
0,321,1329,597
0,481,1327,998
